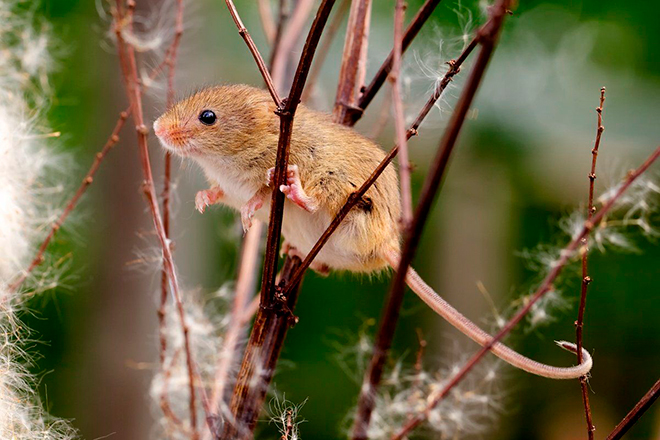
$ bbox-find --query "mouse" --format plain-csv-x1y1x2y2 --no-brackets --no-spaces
153,84,592,380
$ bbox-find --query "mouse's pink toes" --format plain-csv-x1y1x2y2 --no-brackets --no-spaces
240,205,254,232
266,165,300,187
240,190,266,233
195,188,224,213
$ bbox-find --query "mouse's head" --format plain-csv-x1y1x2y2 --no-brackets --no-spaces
154,85,273,157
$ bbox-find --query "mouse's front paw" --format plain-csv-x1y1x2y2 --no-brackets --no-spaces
240,190,266,233
195,188,224,213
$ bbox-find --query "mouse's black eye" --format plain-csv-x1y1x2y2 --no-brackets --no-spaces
198,110,217,125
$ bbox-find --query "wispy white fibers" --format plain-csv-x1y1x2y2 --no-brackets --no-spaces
0,1,76,439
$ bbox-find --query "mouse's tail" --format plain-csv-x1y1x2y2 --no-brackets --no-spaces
384,249,592,380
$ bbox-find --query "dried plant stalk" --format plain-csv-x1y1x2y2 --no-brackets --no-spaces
333,0,372,124
575,86,606,440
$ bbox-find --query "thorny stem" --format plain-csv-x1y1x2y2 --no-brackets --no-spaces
352,2,512,438
390,0,413,228
281,30,478,297
223,0,283,107
576,86,605,440
605,377,660,440
302,0,351,103
333,0,372,124
392,145,660,440
223,1,336,437
113,2,198,438
350,0,443,126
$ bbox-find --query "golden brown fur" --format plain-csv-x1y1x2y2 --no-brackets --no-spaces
155,84,400,272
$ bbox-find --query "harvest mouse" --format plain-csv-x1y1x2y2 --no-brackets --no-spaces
153,84,592,380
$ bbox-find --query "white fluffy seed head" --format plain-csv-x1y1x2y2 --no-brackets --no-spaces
0,2,76,438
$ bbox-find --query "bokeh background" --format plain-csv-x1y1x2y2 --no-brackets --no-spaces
27,0,660,438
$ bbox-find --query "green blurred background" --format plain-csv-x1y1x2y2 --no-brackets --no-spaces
26,0,660,438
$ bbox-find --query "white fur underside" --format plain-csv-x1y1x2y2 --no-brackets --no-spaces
195,156,363,271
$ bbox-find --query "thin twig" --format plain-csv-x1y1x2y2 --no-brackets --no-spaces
350,0,443,126
113,2,198,437
223,0,283,107
333,0,372,124
390,0,413,227
351,2,512,438
576,86,605,440
392,145,660,440
281,34,478,296
605,377,660,440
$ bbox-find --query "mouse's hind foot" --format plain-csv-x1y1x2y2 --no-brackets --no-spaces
266,165,318,213
281,241,329,276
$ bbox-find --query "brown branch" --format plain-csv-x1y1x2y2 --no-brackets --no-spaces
392,144,660,440
281,33,478,297
333,0,372,124
605,377,660,440
113,2,198,438
391,0,412,227
221,257,305,440
576,86,605,440
223,0,283,107
222,1,336,438
302,0,351,103
351,2,512,438
350,0,443,126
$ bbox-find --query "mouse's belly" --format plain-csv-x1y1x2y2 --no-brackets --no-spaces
260,200,391,273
